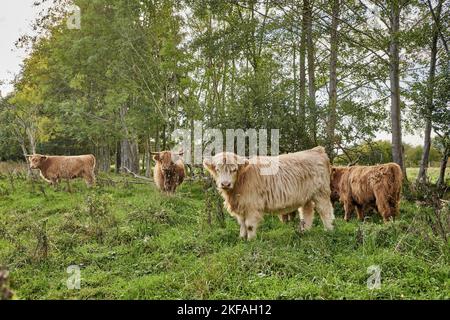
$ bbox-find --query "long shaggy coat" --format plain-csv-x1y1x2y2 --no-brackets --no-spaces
153,151,185,193
204,146,335,239
331,163,402,222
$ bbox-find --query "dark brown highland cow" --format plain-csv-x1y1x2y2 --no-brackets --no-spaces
152,150,185,193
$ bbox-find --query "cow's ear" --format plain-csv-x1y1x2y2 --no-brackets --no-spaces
237,158,249,174
238,158,249,168
152,153,160,161
203,158,216,175
41,155,48,160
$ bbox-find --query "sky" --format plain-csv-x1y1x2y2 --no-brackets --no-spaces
0,1,42,96
0,1,425,146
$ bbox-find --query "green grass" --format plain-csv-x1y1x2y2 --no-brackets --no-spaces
406,167,448,184
0,172,449,300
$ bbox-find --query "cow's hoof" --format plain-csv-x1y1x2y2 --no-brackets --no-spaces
298,219,306,232
246,234,257,241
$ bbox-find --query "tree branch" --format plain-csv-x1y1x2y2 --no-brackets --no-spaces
122,166,154,182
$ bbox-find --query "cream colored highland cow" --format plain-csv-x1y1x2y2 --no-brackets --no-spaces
203,146,335,240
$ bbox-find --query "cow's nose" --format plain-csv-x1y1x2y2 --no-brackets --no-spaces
221,181,231,188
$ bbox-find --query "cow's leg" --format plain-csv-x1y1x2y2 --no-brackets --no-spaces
314,196,335,231
66,179,72,193
50,178,58,190
91,170,96,186
343,200,354,222
392,199,400,219
390,193,401,220
245,212,263,240
278,214,288,223
355,204,364,221
236,215,247,239
288,211,296,221
374,189,393,222
298,201,315,231
84,172,95,187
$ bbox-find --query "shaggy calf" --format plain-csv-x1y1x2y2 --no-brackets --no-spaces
331,163,402,222
152,150,185,193
27,154,96,189
203,147,335,240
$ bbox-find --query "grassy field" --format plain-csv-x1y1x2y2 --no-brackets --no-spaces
0,169,449,300
406,167,448,184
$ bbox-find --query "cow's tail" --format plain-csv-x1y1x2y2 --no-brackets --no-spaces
90,154,96,170
89,154,97,186
389,163,403,217
311,146,333,189
390,163,403,193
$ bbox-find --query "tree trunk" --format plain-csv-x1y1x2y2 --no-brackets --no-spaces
119,105,140,174
162,124,167,150
389,0,405,176
298,0,307,145
417,0,442,183
418,121,433,183
145,137,151,178
20,143,32,177
115,140,121,174
436,150,448,187
96,144,110,173
26,126,36,154
306,0,317,145
155,126,160,152
292,40,297,113
190,117,195,172
326,0,340,160
120,139,139,174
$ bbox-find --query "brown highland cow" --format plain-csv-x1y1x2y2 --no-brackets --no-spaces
331,163,402,222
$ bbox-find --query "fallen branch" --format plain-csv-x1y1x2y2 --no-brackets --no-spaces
122,166,212,183
97,177,149,186
122,167,154,182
